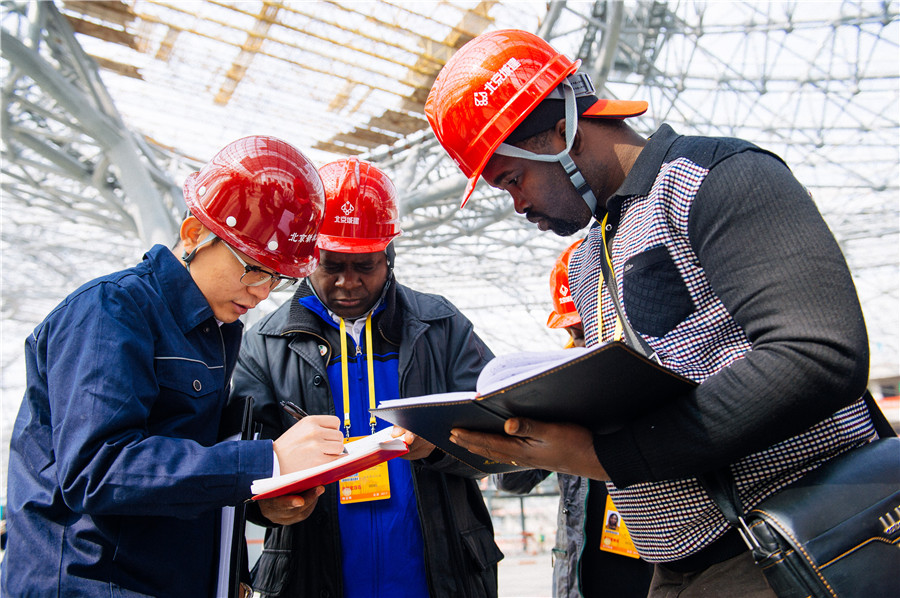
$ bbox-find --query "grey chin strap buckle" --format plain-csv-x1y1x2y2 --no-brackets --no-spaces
546,72,596,100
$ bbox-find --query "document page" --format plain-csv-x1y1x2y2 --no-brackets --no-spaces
475,346,594,396
377,391,474,409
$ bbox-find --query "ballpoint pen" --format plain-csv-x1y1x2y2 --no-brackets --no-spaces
280,400,348,455
280,400,308,420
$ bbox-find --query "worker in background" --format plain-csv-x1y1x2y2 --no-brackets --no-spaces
547,241,586,349
425,29,872,596
2,136,347,598
232,157,502,598
495,239,653,597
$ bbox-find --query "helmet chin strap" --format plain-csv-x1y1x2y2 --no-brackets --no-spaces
494,79,599,215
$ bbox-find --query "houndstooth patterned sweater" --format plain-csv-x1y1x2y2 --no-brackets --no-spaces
568,124,874,562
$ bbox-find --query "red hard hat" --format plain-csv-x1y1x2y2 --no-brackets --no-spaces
183,136,325,278
547,240,583,329
316,157,402,253
425,29,646,207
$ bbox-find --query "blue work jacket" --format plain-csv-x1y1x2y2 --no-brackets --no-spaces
2,245,274,598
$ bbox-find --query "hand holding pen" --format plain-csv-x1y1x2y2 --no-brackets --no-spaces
280,400,309,420
272,405,345,472
281,401,349,455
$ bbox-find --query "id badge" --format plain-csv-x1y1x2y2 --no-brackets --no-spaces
599,494,640,558
339,436,392,504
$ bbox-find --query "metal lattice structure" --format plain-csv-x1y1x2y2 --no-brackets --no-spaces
2,1,898,445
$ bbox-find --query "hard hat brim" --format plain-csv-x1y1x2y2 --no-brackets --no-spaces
581,98,648,119
317,233,400,254
547,310,582,329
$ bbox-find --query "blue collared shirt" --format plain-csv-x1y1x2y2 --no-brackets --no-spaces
298,293,429,598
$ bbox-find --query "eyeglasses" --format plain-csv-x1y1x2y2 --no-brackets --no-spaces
221,242,298,292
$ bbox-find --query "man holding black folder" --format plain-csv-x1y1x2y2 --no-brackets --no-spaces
232,158,502,598
425,30,875,597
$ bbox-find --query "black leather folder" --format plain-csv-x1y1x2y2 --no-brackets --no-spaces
371,342,697,473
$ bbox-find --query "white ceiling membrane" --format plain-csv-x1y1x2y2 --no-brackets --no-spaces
1,0,898,416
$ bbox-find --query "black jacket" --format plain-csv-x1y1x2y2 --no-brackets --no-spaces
232,280,503,598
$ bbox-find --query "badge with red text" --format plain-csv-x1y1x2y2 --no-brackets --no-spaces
599,494,640,558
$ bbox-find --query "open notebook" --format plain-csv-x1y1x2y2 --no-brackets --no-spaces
250,428,408,500
372,342,696,473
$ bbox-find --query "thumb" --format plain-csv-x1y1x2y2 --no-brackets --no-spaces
504,417,535,437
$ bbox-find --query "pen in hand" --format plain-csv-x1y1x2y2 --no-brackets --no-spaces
280,401,349,455
280,400,309,420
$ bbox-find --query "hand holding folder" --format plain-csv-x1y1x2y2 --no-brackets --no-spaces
255,486,325,526
371,342,696,473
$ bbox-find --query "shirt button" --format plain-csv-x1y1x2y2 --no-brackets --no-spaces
605,224,612,231
193,380,202,392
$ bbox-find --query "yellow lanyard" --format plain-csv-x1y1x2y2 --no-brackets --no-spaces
598,213,624,343
339,313,378,437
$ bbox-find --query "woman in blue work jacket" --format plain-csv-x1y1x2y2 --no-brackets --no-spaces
2,136,346,598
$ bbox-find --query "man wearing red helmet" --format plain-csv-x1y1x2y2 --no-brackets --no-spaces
232,158,502,598
2,136,345,598
427,30,873,596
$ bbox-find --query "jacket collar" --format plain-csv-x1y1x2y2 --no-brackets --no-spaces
273,274,453,346
601,124,680,220
145,245,228,334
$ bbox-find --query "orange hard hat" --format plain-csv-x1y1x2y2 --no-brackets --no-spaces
425,29,647,208
183,136,325,278
316,158,402,253
547,240,583,329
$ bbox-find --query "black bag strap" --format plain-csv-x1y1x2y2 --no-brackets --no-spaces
701,389,894,561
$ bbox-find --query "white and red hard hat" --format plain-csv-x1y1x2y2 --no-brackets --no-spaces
183,135,326,277
425,29,647,209
316,157,402,253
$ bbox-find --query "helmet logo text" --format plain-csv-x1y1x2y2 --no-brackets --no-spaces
478,57,522,101
289,232,316,244
336,200,360,225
